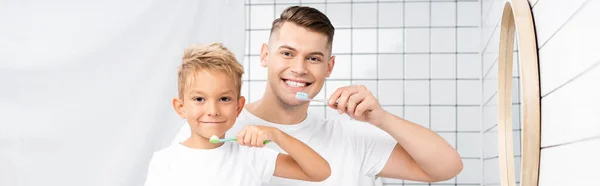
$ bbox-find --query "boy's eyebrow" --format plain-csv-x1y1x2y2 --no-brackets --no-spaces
189,89,235,95
278,45,325,57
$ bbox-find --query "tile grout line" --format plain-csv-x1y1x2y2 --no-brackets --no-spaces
537,0,592,50
454,1,459,185
402,0,406,185
542,60,600,98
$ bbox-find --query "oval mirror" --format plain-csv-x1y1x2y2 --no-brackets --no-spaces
496,0,541,186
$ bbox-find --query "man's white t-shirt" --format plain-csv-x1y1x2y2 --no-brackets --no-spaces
172,108,397,186
144,141,279,186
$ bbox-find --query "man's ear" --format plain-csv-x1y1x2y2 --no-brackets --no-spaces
172,97,186,119
260,43,269,67
325,55,336,77
236,96,246,116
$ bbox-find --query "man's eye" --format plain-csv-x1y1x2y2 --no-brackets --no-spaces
308,57,321,62
194,97,205,102
281,51,293,57
220,97,232,102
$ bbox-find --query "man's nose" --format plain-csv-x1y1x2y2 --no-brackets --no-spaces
290,57,308,75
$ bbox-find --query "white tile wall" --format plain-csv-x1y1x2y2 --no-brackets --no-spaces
538,138,600,186
404,28,430,53
430,80,456,105
430,54,456,79
404,2,429,27
430,107,456,131
537,0,600,96
482,0,600,185
430,28,456,53
378,29,404,53
541,64,600,147
404,81,430,105
247,1,482,185
352,29,378,53
378,3,403,28
378,54,403,79
431,2,456,27
351,55,378,79
352,3,377,28
404,54,429,79
332,29,351,54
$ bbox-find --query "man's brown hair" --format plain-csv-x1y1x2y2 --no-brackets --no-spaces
270,6,335,47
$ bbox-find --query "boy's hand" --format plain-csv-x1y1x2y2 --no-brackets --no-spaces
236,125,280,147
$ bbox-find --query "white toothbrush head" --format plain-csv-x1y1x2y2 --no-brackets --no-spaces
295,92,310,101
209,135,219,144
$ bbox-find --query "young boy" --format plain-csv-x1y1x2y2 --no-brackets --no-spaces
143,43,331,186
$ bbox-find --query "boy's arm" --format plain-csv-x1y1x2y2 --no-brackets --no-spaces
237,126,331,182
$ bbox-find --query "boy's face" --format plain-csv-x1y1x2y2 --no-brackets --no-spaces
172,70,245,139
260,22,335,107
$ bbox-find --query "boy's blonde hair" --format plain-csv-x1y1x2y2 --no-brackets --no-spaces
177,43,244,99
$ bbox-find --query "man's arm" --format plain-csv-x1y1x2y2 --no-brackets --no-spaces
328,85,463,182
374,113,463,182
237,126,331,182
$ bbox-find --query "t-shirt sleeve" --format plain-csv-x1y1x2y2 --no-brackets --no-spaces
243,146,280,183
143,152,170,186
345,120,397,178
172,121,191,144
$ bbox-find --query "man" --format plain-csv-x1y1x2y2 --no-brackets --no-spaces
173,6,463,186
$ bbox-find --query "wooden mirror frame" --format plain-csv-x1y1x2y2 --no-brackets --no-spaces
497,0,541,186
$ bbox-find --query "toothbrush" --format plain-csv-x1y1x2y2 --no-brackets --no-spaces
296,92,340,106
209,135,271,144
295,92,327,102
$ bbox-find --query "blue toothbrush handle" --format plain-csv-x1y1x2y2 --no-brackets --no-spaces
221,137,271,144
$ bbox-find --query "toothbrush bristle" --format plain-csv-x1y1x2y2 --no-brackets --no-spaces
295,92,310,100
209,135,220,144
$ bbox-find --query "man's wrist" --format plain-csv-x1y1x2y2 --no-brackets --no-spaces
370,109,393,127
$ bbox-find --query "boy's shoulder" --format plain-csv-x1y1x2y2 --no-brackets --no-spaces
150,143,182,159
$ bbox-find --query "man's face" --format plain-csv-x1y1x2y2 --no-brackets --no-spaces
172,70,245,139
260,22,335,107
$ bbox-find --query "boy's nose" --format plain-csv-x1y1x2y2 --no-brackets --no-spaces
205,102,220,116
207,112,220,116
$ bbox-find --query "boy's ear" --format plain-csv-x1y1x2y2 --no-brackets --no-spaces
325,55,336,78
260,43,269,67
172,98,186,119
236,96,246,116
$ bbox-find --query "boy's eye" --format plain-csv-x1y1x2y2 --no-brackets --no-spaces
194,97,205,102
220,97,232,102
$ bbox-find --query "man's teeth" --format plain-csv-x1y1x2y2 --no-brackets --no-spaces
285,80,307,87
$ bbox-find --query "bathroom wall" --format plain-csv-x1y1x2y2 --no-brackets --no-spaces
481,0,600,185
244,0,481,185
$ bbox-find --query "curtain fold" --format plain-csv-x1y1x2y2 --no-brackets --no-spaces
0,1,245,185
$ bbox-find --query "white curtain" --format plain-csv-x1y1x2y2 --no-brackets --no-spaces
0,0,245,185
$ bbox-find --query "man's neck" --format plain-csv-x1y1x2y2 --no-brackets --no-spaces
245,91,310,125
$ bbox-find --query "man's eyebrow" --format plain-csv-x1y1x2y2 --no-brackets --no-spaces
279,45,324,56
278,45,297,51
308,51,325,56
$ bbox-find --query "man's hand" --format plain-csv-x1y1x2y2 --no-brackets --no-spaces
327,85,389,126
236,125,280,147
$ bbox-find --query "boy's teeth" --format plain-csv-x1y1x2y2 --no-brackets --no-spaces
285,80,307,87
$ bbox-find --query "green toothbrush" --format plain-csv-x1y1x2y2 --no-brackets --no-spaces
209,135,271,144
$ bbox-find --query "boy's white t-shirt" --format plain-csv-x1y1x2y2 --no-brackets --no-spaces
144,141,279,186
172,109,397,186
